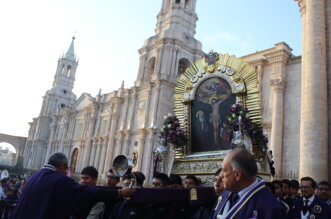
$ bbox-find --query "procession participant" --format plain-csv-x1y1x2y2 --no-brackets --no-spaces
290,179,300,200
152,172,169,188
184,175,200,188
169,174,184,189
290,177,331,219
121,172,145,188
213,168,224,197
213,148,286,219
72,166,105,219
107,169,120,187
265,182,276,195
272,180,290,214
11,152,134,219
316,181,331,206
283,179,293,208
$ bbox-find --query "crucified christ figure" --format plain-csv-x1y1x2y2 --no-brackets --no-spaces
200,92,231,148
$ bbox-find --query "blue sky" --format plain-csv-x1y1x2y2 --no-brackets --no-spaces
0,0,301,138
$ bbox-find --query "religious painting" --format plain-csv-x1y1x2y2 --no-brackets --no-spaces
191,78,236,152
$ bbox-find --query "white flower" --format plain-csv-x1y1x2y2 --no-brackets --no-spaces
164,115,168,119
167,124,171,128
167,113,173,117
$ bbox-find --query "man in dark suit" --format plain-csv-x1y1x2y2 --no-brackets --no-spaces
212,148,287,219
11,152,134,219
282,179,294,208
316,181,331,206
290,177,331,219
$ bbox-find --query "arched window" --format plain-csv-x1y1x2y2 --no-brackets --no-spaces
185,0,189,9
144,57,156,82
176,0,180,4
61,64,65,74
65,65,71,77
178,58,191,75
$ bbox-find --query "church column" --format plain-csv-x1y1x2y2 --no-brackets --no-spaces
143,83,153,128
127,89,138,130
121,130,131,155
44,119,57,163
59,119,69,152
265,43,291,177
299,0,328,181
81,107,98,168
141,130,155,183
150,82,161,128
98,137,108,174
89,138,98,165
136,129,146,171
270,79,286,176
120,97,129,130
112,132,124,161
103,102,121,173
93,138,102,168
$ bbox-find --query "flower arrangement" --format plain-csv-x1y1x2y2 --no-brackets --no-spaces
159,113,188,148
227,104,269,152
227,104,275,176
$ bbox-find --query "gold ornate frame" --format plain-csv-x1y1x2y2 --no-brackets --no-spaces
174,53,262,155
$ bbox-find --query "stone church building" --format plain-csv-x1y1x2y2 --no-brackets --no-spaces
22,0,331,182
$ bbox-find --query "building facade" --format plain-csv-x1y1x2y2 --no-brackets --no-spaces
22,0,331,182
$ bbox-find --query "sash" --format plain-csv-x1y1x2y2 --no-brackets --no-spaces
42,164,56,171
224,180,265,219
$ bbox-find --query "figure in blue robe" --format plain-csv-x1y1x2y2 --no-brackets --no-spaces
289,195,331,219
211,180,287,219
11,164,120,219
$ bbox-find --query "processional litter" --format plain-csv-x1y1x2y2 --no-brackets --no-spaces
117,51,275,185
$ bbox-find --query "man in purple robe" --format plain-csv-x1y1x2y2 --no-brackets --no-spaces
212,148,287,219
11,152,134,219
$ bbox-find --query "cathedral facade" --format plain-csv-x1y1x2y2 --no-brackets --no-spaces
22,0,331,183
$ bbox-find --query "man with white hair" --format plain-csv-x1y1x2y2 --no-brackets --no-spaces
213,148,287,219
11,152,134,219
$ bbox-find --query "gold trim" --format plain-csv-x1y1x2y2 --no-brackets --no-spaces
176,158,223,162
174,53,262,155
172,172,217,175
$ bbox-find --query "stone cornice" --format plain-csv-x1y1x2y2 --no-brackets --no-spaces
295,0,306,16
264,50,291,65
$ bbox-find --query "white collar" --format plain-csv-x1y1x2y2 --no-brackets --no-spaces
43,164,56,171
237,178,260,200
303,195,315,204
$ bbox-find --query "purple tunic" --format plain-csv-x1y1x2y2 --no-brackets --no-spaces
11,167,115,219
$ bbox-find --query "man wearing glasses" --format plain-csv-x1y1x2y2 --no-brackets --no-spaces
290,177,331,219
152,172,169,188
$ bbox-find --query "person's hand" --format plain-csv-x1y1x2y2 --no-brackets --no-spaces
118,187,135,197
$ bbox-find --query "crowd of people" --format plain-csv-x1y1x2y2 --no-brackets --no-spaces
5,149,331,218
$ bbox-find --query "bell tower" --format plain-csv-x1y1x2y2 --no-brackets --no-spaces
24,37,78,169
40,36,78,117
135,0,203,86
